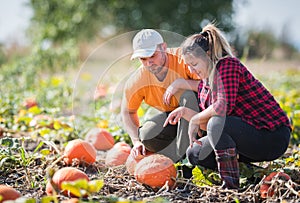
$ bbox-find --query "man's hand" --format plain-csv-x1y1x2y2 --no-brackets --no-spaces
163,85,177,106
131,140,146,159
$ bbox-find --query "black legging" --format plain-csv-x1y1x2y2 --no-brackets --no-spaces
187,116,291,170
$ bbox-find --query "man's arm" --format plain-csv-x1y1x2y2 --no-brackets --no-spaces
121,107,140,144
163,79,200,105
121,101,146,157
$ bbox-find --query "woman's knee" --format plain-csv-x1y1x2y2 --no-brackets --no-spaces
186,147,217,170
186,147,200,165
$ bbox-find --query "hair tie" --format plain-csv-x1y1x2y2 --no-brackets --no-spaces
201,31,209,38
195,32,209,52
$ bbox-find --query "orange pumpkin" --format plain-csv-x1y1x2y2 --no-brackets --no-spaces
23,97,38,109
0,185,21,202
85,128,114,151
125,151,154,175
260,171,291,198
105,142,131,167
134,154,176,189
63,139,97,165
46,167,89,197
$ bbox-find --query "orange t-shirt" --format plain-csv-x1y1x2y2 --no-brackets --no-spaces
124,48,199,112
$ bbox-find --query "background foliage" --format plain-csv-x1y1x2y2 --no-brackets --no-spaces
0,0,299,201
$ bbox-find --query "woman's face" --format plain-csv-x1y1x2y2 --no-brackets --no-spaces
184,54,209,79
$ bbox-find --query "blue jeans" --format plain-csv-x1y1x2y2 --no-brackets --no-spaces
187,116,291,169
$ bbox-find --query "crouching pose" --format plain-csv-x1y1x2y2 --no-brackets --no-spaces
164,24,291,189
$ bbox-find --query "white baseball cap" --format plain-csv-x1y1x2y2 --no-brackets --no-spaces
131,29,164,60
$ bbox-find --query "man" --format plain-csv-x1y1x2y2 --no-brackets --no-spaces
121,29,200,162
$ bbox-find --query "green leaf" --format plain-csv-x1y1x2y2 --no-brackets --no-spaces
40,149,51,156
33,141,45,154
192,167,213,186
28,106,42,115
41,196,58,203
53,120,61,130
61,179,89,197
19,147,27,164
39,128,51,137
87,179,104,193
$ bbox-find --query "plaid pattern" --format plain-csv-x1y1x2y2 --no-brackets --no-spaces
215,148,239,189
198,57,291,131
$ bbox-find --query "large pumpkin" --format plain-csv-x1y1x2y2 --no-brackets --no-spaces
46,167,89,197
0,185,21,202
260,171,291,198
134,154,176,189
85,128,114,151
125,151,154,175
105,142,131,167
63,139,97,165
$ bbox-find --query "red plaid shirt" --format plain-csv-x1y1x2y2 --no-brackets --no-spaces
198,57,291,131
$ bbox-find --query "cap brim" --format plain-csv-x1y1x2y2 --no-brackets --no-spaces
130,47,156,60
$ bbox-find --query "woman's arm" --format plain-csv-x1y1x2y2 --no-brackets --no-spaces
188,105,217,146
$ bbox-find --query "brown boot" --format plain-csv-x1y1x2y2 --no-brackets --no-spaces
215,148,239,189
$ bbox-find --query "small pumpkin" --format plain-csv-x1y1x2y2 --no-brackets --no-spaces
134,154,177,189
63,139,97,165
125,151,154,175
260,171,291,198
85,128,114,151
105,142,131,167
0,185,21,202
46,167,89,197
23,97,38,109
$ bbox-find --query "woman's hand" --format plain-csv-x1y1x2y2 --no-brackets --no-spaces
188,113,207,147
163,107,185,127
188,122,203,147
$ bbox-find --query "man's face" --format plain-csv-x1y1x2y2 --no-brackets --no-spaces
139,44,167,75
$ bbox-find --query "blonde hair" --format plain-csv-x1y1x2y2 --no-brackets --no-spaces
202,24,233,63
181,23,233,89
181,23,233,64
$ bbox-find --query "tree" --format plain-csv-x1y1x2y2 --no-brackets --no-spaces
29,0,235,43
103,0,235,36
29,0,109,43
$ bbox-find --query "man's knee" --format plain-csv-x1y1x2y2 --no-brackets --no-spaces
180,90,198,110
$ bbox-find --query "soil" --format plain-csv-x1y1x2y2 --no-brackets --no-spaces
1,143,299,203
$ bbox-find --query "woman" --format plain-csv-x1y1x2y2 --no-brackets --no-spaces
163,24,291,189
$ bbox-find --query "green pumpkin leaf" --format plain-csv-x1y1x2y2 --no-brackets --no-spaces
61,179,89,197
87,179,104,193
192,167,213,186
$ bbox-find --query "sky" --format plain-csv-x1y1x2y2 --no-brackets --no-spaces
0,0,300,50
